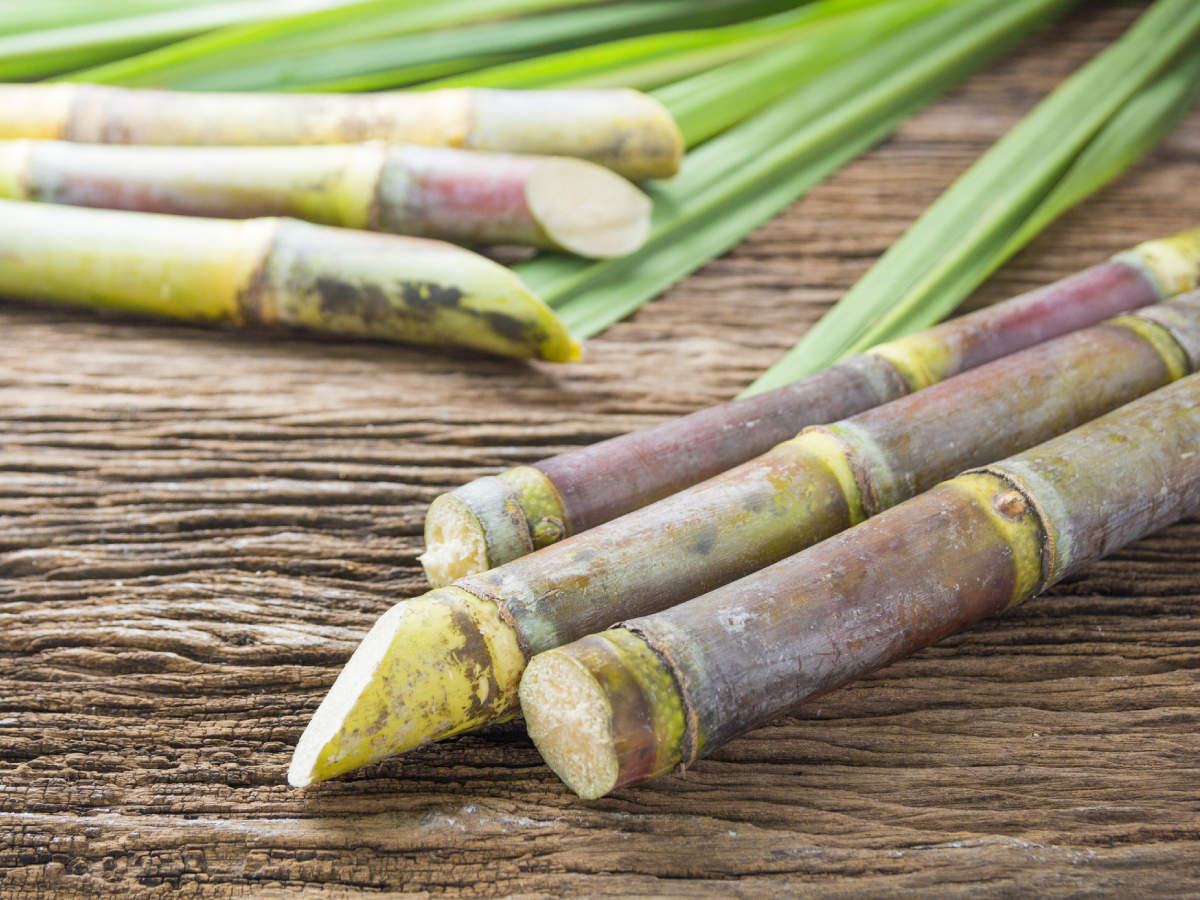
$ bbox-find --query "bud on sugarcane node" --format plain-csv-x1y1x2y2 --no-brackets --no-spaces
288,290,1200,788
0,198,579,362
0,140,653,259
421,226,1200,585
0,83,684,182
522,373,1200,798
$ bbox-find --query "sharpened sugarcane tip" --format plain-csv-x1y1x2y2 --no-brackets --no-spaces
288,587,525,787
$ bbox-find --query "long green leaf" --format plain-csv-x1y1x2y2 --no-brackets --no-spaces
259,0,795,95
0,0,360,80
657,0,956,146
997,44,1200,266
0,2,206,37
746,0,1200,395
66,0,794,91
516,0,1076,338
64,0,594,87
423,0,886,91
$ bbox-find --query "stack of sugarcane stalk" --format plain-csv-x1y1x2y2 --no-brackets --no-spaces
288,230,1200,792
3,0,1200,799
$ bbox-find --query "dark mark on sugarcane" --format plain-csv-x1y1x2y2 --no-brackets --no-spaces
444,604,502,718
314,277,393,323
400,280,463,313
484,310,543,345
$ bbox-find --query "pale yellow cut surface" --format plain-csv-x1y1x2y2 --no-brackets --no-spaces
520,649,619,800
420,493,491,587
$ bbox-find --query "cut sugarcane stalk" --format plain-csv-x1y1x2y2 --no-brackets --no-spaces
0,83,683,181
288,291,1200,787
0,140,651,258
0,198,578,361
524,372,1200,798
421,228,1200,584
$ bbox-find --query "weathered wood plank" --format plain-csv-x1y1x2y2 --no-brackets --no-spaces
2,5,1199,897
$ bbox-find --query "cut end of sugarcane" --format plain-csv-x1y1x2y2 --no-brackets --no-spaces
526,157,652,259
520,648,619,800
288,587,525,788
420,492,491,587
468,89,684,181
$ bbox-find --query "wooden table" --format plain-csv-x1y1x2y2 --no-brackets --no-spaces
3,6,1199,897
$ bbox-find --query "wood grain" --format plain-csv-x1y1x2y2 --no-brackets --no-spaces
2,5,1199,897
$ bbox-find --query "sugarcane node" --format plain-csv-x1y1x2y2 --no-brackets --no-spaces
973,466,1060,595
531,517,565,546
993,489,1029,519
624,625,699,772
233,220,282,327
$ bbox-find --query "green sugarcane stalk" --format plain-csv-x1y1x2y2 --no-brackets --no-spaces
0,198,578,361
0,139,651,258
421,228,1200,585
288,290,1200,787
524,372,1200,797
0,83,683,181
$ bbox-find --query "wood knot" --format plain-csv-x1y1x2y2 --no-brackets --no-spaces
993,490,1028,518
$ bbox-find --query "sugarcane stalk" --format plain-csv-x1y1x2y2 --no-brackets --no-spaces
421,227,1200,585
0,198,578,362
524,372,1200,798
287,291,1200,787
0,139,651,259
0,83,683,181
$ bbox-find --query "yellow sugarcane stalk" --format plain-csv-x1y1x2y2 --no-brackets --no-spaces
0,198,579,361
0,83,684,181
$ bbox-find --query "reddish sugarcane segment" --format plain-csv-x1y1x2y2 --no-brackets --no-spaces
289,293,1200,788
422,227,1200,585
524,373,1200,798
0,198,578,362
0,139,652,259
0,83,683,182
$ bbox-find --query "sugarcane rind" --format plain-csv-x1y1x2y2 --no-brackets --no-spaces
602,628,688,783
422,465,568,588
424,476,532,586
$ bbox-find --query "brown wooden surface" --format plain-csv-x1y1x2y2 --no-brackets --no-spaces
3,6,1200,898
